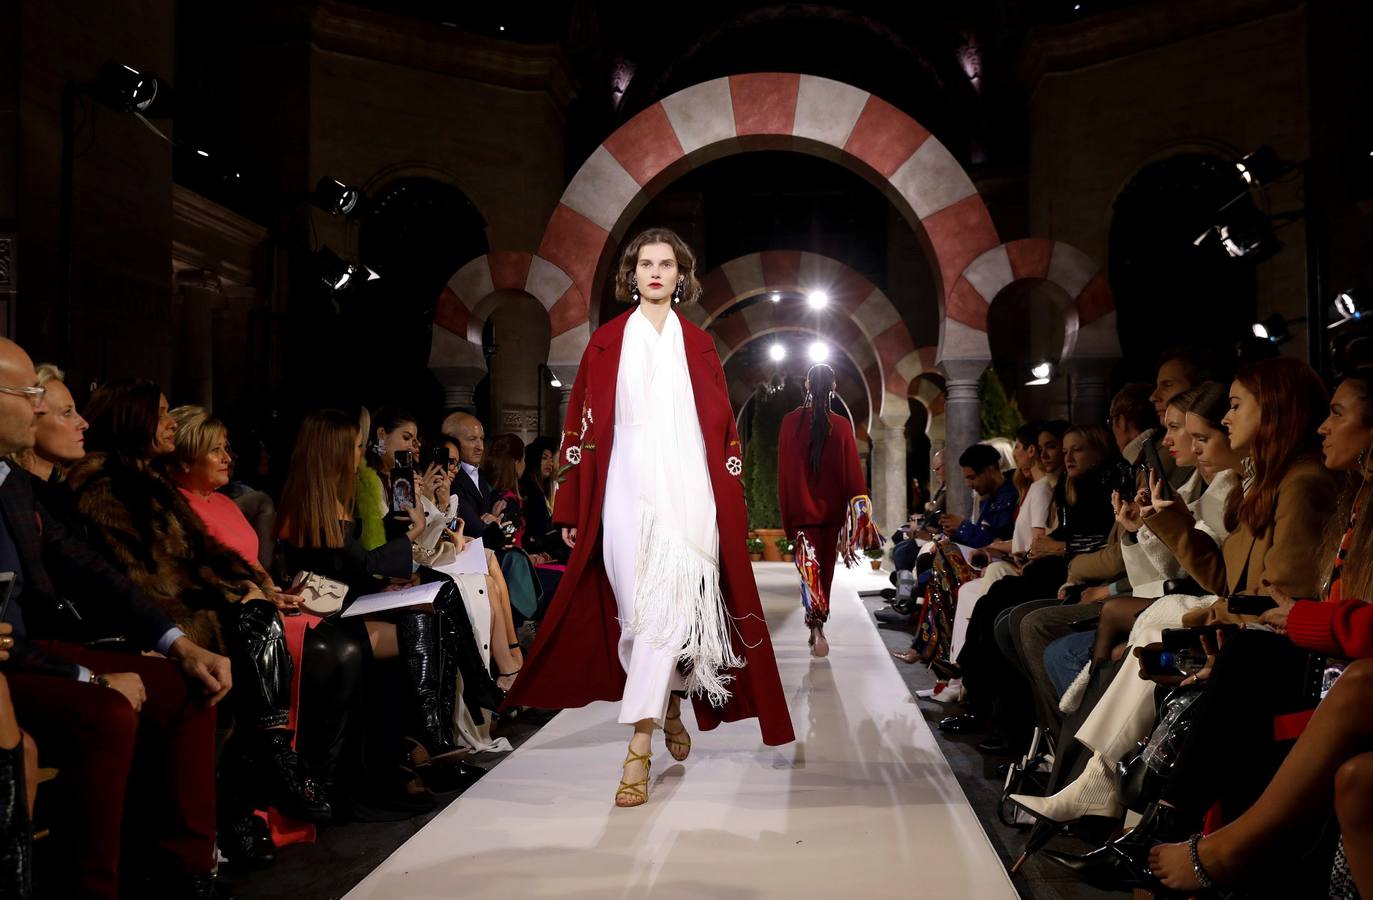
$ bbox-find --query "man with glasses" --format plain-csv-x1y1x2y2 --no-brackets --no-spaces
0,338,233,898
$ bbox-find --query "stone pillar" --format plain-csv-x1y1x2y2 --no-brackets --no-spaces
431,364,487,414
557,384,574,430
869,418,908,536
941,359,989,518
173,269,221,409
445,384,477,412
1067,358,1114,426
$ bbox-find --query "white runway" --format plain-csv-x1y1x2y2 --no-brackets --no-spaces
346,563,1017,899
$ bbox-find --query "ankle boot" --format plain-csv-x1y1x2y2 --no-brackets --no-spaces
1010,751,1125,823
1040,802,1191,890
0,742,32,899
225,729,332,824
397,611,461,766
217,812,276,869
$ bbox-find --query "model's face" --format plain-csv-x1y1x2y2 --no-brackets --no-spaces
1161,404,1197,468
1037,432,1063,474
1222,380,1261,456
185,430,232,492
1186,412,1234,472
34,381,87,464
635,242,681,304
1149,359,1193,421
378,421,419,465
1318,381,1373,473
539,449,555,478
153,394,177,456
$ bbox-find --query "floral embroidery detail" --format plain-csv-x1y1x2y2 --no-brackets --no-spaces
566,446,582,466
725,455,742,477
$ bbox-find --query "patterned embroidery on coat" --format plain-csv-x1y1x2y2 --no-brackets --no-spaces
726,455,743,477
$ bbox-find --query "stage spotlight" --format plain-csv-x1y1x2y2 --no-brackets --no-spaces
313,177,363,216
316,248,377,291
1026,361,1053,386
807,341,829,362
1195,202,1281,262
768,343,786,362
1252,314,1303,345
770,292,781,303
1235,146,1292,187
1333,287,1373,327
93,61,164,114
806,290,829,309
539,363,562,388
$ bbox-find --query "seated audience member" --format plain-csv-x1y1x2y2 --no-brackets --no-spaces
890,447,945,577
520,436,569,563
1031,359,1337,880
937,443,1018,550
65,380,331,825
277,409,494,785
219,425,278,571
365,407,429,541
443,411,512,549
10,364,85,531
0,340,232,897
169,405,368,832
939,424,1117,748
482,433,530,547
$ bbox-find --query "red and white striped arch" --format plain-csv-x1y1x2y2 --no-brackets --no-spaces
533,73,1000,367
680,250,939,423
941,239,1120,363
428,251,589,374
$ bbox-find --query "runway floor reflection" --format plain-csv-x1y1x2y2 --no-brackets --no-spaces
345,562,1017,899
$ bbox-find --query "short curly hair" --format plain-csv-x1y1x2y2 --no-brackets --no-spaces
612,227,703,304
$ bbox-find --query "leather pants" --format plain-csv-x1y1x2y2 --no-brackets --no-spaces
296,620,366,789
226,599,292,730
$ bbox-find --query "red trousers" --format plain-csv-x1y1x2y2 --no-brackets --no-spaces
8,642,217,899
796,524,840,628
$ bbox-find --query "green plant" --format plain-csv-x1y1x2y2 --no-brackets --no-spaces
746,537,764,555
775,537,794,553
979,368,1024,439
863,546,885,560
743,379,803,530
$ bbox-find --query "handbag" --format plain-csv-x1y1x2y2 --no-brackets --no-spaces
288,571,349,617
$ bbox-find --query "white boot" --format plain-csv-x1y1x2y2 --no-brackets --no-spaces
915,678,964,703
1009,751,1124,823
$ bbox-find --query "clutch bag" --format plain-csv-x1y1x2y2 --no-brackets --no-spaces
289,570,349,617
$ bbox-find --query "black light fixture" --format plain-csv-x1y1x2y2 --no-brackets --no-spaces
1251,313,1305,345
313,177,364,217
1234,145,1293,187
1332,286,1373,328
91,61,167,115
316,247,378,292
1195,201,1282,262
538,363,562,389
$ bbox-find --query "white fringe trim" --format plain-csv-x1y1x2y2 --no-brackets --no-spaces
625,504,745,708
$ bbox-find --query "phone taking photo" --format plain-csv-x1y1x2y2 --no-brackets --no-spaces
1140,439,1173,502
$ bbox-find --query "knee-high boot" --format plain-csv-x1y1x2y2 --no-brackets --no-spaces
432,584,504,723
0,741,31,899
396,610,462,766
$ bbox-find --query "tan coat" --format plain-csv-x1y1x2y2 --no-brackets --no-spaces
1147,456,1336,624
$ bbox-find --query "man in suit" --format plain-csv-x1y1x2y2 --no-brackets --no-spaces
441,411,507,548
0,338,232,898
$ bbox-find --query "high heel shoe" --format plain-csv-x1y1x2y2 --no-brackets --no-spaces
1009,751,1124,823
615,748,653,808
808,626,829,658
1039,801,1190,891
664,708,691,761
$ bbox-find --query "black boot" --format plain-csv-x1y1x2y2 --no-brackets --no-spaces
223,730,332,824
227,599,293,730
1041,801,1191,890
217,813,276,870
396,611,462,766
0,741,32,900
433,583,504,719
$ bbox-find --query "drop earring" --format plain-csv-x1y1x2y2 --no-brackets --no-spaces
672,281,683,304
631,285,641,303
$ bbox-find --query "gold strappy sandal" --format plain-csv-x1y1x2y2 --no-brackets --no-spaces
615,747,653,808
664,708,692,762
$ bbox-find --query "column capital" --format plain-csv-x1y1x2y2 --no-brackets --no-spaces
941,358,990,385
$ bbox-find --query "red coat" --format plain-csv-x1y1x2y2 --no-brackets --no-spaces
776,408,868,539
503,309,795,746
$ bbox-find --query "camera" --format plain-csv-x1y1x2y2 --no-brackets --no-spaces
1106,460,1141,498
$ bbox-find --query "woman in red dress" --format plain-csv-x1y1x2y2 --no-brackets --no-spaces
776,364,878,658
504,228,793,808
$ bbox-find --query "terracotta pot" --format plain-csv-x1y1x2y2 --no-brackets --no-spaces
755,528,786,562
782,554,794,563
748,553,764,562
869,559,882,571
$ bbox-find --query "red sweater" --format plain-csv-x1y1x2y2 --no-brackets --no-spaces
776,408,868,538
1286,519,1373,658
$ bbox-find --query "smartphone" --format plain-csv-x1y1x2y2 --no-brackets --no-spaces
1161,624,1240,654
1140,440,1173,501
424,445,452,473
0,572,15,626
1227,594,1278,615
391,449,416,512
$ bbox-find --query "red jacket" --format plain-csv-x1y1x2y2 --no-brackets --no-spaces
776,408,868,538
503,310,795,746
1287,598,1373,659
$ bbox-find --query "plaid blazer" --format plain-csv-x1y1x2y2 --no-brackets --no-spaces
0,465,174,649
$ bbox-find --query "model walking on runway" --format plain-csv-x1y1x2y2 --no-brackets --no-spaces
504,227,794,808
777,364,882,657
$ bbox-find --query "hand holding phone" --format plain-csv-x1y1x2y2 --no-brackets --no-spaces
1141,440,1173,502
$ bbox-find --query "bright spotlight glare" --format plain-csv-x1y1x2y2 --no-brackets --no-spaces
770,292,781,303
1031,362,1052,380
807,341,829,362
768,343,786,362
806,290,829,309
1251,322,1270,340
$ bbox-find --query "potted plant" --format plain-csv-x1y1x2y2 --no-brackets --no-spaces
776,536,795,563
745,379,803,561
747,537,764,562
864,546,885,571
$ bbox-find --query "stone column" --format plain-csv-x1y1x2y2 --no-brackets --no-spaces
1067,358,1114,426
868,418,908,536
941,359,989,518
431,364,487,414
557,384,574,431
173,269,221,409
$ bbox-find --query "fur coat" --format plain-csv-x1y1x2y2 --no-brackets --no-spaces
65,452,267,650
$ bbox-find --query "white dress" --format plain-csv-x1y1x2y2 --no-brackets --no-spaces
602,307,728,726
